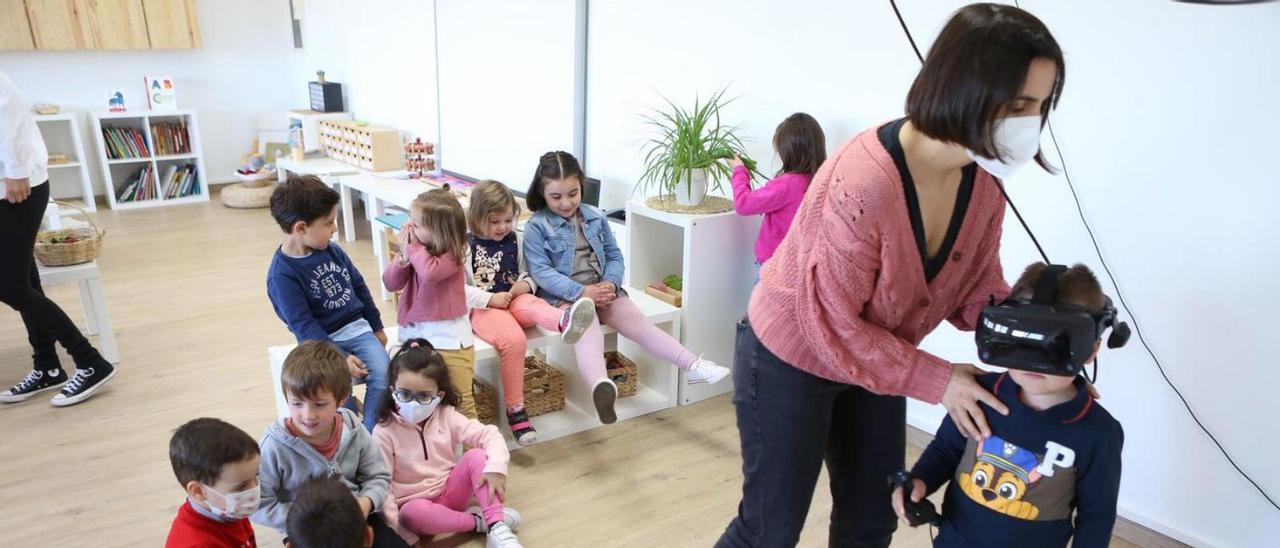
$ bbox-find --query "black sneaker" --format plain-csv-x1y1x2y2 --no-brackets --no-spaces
506,408,538,446
50,364,117,407
0,368,67,403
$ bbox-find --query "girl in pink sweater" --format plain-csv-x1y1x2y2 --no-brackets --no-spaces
729,112,827,272
373,340,523,548
383,189,494,420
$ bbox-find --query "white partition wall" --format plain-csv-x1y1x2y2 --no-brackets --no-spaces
435,0,584,189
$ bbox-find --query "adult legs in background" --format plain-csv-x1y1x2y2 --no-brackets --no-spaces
334,331,392,431
437,347,477,419
825,387,904,547
716,319,846,548
0,183,114,406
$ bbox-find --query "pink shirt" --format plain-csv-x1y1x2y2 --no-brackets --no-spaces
372,405,509,544
382,246,467,324
731,166,811,263
749,127,1011,404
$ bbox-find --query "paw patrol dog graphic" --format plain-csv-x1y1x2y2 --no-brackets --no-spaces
961,437,1046,519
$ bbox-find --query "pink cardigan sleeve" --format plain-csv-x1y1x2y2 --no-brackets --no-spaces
382,244,462,292
791,179,951,403
731,165,791,216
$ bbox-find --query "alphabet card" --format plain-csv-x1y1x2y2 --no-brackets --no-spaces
144,76,178,111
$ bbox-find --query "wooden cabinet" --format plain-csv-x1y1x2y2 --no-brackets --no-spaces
26,0,87,50
141,0,200,49
4,0,201,50
0,1,35,50
75,0,149,49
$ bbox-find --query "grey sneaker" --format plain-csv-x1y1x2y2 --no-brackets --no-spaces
0,368,67,403
559,298,596,345
592,378,618,425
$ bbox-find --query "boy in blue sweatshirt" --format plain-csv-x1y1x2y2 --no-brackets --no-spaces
267,175,389,431
896,263,1124,548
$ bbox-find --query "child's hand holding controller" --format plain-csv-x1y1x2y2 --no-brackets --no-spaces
484,472,507,500
346,354,369,379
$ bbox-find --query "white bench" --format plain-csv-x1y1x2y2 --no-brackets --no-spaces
37,261,120,364
268,289,681,447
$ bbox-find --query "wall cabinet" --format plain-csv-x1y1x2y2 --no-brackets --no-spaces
2,0,201,51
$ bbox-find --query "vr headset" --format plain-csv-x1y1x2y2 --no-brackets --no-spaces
976,264,1131,379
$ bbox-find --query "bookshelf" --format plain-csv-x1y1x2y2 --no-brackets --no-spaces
91,109,208,210
34,113,97,211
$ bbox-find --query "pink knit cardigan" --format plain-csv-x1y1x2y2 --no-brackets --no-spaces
748,126,1011,404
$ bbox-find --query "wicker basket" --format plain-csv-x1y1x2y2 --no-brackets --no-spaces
34,201,104,267
470,354,567,425
523,354,566,416
473,378,499,426
220,180,276,209
605,351,638,398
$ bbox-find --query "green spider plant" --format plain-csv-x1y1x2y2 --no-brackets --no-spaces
636,88,764,200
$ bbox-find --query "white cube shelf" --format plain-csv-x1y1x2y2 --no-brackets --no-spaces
91,110,208,210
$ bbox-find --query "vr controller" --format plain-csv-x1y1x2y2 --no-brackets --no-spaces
976,264,1131,377
888,471,940,527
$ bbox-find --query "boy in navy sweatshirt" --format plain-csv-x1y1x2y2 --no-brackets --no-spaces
896,263,1124,548
267,175,388,431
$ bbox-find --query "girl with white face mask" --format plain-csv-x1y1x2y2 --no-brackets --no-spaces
371,339,525,548
719,4,1067,547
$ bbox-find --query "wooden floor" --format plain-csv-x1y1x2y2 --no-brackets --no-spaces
0,192,1136,547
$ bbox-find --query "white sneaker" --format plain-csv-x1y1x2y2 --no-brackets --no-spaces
685,356,730,385
559,298,596,344
468,506,521,533
487,522,523,548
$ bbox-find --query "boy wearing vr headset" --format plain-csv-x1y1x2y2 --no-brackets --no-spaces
893,262,1126,548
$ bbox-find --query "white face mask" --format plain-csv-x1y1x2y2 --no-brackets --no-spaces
966,115,1044,180
203,483,260,520
397,396,440,424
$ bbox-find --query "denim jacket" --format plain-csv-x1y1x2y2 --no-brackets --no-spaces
522,204,625,306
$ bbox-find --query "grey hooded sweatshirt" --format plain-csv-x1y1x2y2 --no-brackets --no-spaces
251,408,391,532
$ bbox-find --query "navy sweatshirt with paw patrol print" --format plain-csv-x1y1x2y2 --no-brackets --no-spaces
911,373,1123,548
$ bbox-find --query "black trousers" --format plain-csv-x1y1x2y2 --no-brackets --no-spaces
369,512,410,548
717,319,905,548
0,183,104,371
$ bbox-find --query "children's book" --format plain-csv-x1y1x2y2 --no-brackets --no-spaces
144,76,177,111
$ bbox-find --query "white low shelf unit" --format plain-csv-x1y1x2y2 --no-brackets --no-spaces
268,289,681,449
91,110,208,210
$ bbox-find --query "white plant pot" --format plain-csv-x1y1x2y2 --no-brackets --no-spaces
674,168,709,207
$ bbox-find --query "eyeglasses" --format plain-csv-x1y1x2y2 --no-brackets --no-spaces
392,389,438,405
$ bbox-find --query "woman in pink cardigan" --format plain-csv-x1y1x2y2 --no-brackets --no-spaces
716,5,1068,547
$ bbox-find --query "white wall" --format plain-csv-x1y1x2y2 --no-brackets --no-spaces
0,0,300,199
289,0,438,146
435,0,582,190
586,0,1280,546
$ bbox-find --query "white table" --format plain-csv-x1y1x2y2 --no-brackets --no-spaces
37,261,120,364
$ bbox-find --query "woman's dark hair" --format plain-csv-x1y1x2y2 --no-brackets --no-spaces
905,3,1065,170
773,113,827,176
525,151,584,212
374,338,462,425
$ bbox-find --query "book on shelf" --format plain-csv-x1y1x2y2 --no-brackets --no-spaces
102,126,151,159
151,122,191,156
161,163,199,199
118,165,156,202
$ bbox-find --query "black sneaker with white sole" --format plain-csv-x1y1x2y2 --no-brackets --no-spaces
50,364,117,407
0,368,67,403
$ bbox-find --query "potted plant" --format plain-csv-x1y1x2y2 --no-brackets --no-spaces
637,88,762,208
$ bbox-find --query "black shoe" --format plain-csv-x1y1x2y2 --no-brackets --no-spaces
506,408,539,446
0,368,67,403
592,379,618,425
50,364,117,407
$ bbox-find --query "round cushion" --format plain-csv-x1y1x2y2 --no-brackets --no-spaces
220,181,275,209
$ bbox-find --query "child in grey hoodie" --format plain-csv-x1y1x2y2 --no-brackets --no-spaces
253,340,404,547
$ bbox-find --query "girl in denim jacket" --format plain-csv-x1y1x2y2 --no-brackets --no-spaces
521,151,730,424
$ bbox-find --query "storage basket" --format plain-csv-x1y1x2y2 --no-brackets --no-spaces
34,201,104,267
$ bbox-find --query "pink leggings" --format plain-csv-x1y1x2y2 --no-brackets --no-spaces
572,296,697,386
398,449,504,535
471,294,563,410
